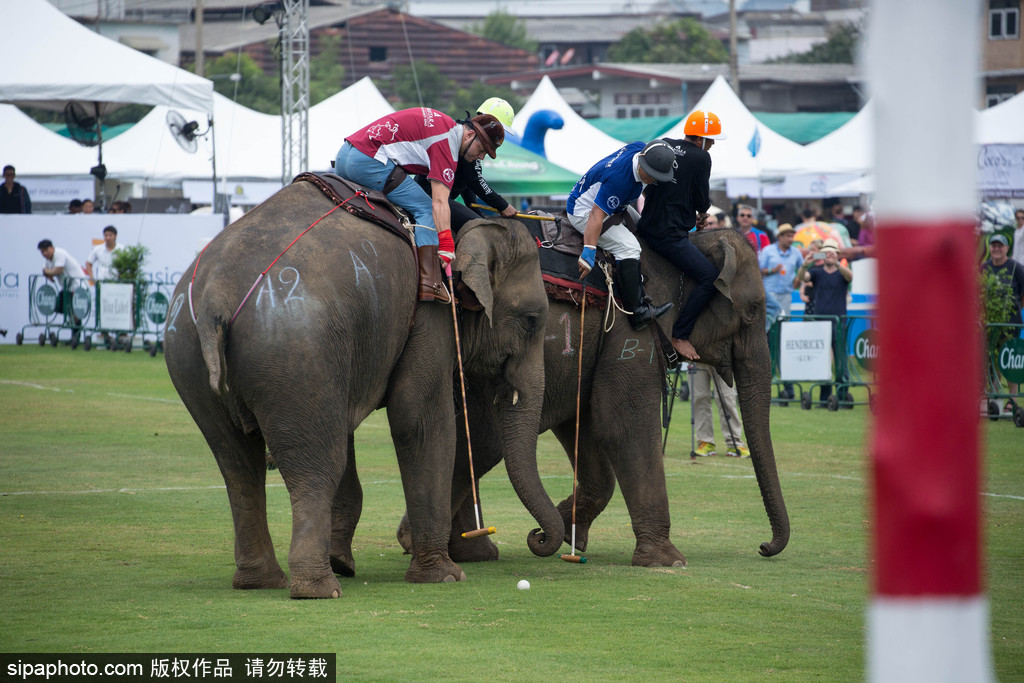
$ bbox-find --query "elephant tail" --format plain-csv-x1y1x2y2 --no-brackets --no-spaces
196,312,230,395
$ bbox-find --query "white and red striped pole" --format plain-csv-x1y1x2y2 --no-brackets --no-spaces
867,1,993,681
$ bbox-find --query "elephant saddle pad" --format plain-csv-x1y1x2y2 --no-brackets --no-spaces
292,172,413,249
522,212,617,303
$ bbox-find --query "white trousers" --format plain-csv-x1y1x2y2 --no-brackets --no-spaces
566,207,642,261
692,363,745,448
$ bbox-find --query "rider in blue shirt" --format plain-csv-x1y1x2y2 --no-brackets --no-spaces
568,141,674,330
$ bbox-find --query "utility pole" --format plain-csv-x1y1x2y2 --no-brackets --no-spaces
280,0,310,183
195,0,204,77
729,0,740,96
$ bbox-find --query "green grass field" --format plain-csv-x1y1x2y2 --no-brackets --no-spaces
1,346,1021,681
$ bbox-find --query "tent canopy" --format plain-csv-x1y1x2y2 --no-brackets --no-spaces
762,100,874,176
662,75,804,181
308,77,395,172
512,76,625,175
0,104,101,176
480,142,579,197
0,0,213,114
977,91,1024,145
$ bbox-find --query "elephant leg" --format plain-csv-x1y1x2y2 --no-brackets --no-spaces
447,488,500,562
550,421,616,553
195,402,288,591
330,433,361,577
387,305,465,583
589,368,686,568
271,415,348,599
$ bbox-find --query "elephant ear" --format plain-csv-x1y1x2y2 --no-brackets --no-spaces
453,231,495,327
713,234,738,303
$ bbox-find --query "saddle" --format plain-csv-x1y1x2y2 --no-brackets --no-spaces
522,209,621,304
292,172,414,250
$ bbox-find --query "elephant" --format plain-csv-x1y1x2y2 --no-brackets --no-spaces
163,182,563,599
400,227,790,567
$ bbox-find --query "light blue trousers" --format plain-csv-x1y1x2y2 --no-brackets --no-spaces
334,142,438,246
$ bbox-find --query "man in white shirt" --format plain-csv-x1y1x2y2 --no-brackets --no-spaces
85,226,125,282
38,239,86,283
1013,208,1024,266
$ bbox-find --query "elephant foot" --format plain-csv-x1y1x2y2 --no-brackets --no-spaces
330,551,356,577
449,534,500,563
289,573,342,599
405,554,467,583
632,540,687,568
232,564,289,590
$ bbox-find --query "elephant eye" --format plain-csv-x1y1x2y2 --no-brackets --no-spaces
521,313,539,337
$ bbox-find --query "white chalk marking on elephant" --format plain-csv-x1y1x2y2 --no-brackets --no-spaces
255,267,306,313
166,293,185,333
557,311,575,356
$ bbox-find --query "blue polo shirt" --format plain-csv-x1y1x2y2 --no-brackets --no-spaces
567,141,645,219
758,242,804,295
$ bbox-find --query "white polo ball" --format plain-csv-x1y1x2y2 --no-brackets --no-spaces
517,579,530,590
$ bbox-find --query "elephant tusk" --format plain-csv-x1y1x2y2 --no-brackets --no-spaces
512,390,519,406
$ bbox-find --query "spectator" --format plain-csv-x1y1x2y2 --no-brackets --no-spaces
81,199,95,214
982,233,1024,404
84,226,125,282
798,238,853,407
1,164,32,214
109,200,131,214
1012,208,1024,266
38,239,87,332
570,140,674,331
68,199,83,214
758,223,804,400
849,205,865,242
735,203,770,253
691,363,749,458
856,211,876,250
704,213,720,229
799,239,825,316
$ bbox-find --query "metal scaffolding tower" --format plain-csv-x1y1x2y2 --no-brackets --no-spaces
279,0,310,183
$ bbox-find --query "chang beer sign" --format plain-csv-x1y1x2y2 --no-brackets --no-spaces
853,329,879,371
998,338,1024,384
34,283,59,316
71,283,92,320
144,291,170,325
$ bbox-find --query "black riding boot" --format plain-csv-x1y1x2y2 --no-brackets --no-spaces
616,259,672,331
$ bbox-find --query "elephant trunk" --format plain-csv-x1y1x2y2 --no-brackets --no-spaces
500,354,564,557
734,324,791,557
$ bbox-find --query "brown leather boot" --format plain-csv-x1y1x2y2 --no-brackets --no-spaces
417,245,451,303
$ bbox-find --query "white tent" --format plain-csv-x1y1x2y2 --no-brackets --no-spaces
662,75,804,181
762,99,874,177
102,92,281,182
512,76,625,175
0,104,100,176
308,77,395,171
0,0,213,114
977,91,1024,144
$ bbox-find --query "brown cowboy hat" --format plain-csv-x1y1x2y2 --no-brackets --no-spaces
468,113,504,159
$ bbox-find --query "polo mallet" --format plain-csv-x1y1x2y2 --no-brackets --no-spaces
447,270,496,540
470,203,557,222
688,363,698,461
560,283,588,564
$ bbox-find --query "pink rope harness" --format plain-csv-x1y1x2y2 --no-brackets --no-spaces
188,193,367,325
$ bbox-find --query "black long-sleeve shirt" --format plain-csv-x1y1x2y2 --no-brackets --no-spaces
417,157,509,213
636,137,710,240
0,181,32,214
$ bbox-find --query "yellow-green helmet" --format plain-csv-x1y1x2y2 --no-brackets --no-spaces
477,97,515,129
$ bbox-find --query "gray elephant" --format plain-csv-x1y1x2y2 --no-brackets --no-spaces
163,183,563,599
404,227,789,566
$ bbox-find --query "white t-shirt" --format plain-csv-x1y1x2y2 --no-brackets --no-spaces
86,243,125,281
46,246,87,282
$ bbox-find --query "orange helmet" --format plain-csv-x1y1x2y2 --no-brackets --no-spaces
683,110,727,140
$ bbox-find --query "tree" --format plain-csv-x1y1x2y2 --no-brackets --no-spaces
607,18,728,64
381,61,456,111
310,34,347,106
469,10,536,53
199,53,279,114
769,22,861,64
